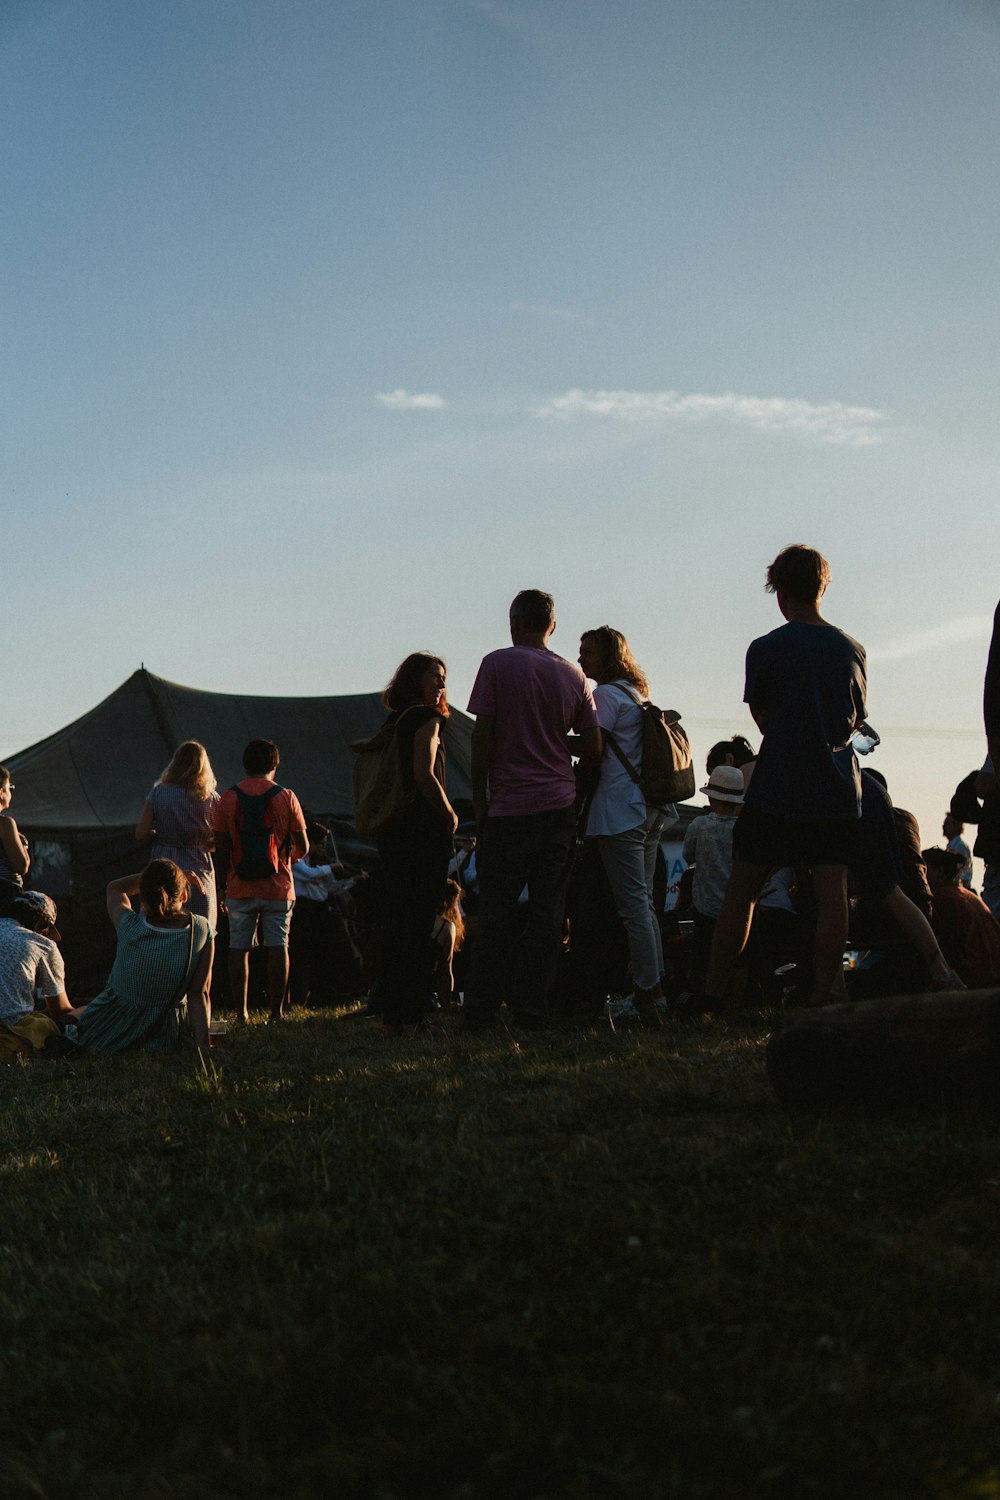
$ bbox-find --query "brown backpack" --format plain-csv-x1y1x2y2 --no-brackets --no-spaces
604,685,696,807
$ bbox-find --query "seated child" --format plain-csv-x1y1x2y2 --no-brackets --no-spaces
682,766,744,983
924,846,1000,989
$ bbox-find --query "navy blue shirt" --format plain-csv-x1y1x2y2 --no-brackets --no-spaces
743,621,867,822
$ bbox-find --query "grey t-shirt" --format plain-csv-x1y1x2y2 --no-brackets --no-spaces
743,621,867,822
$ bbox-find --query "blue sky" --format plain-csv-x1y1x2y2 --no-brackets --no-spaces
3,0,998,846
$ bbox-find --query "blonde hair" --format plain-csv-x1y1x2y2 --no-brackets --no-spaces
157,741,217,801
580,627,649,696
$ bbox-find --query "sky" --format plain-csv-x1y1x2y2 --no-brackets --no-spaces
2,0,999,857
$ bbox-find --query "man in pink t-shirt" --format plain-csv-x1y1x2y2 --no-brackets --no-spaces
213,738,308,1024
465,589,601,1028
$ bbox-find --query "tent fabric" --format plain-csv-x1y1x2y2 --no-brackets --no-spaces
7,668,474,831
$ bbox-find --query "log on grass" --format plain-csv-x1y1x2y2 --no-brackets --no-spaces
766,989,1000,1110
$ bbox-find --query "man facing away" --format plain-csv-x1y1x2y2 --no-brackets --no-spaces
703,545,867,1009
464,589,602,1028
213,738,308,1023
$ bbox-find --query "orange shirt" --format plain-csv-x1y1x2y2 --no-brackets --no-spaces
213,777,307,901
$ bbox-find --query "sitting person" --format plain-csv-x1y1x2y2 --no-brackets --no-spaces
431,879,465,1009
288,821,339,1007
682,765,744,988
0,890,75,1047
844,772,963,995
942,812,974,889
923,847,1000,990
66,861,213,1053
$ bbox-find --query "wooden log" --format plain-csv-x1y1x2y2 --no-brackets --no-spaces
766,989,1000,1110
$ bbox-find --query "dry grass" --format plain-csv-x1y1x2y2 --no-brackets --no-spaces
1,1009,999,1498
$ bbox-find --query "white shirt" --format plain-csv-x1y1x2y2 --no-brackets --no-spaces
586,681,648,838
0,918,65,1024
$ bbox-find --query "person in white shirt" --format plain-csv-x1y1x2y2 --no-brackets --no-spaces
579,626,674,1027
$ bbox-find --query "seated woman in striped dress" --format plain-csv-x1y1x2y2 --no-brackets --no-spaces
66,860,213,1053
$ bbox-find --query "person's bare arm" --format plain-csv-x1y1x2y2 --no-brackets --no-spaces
44,989,76,1020
414,719,458,832
471,714,495,828
106,873,142,929
214,832,232,913
135,802,154,843
0,815,29,878
186,936,214,1050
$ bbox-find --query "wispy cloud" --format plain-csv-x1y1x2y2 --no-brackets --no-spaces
511,300,592,325
867,615,993,665
538,387,886,446
461,0,534,36
375,389,446,411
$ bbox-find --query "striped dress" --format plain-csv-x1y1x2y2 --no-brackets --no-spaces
67,909,211,1054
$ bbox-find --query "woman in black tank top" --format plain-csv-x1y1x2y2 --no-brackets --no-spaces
375,653,458,1030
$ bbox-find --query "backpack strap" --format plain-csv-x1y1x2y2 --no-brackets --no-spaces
605,732,643,786
602,681,645,783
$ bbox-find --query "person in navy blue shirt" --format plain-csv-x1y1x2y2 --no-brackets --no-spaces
703,545,866,1009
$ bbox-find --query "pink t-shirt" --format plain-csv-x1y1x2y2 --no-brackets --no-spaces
468,646,598,816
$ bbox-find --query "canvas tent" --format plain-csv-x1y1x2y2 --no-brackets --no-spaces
6,668,474,992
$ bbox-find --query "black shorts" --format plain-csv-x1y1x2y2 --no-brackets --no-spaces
733,804,862,869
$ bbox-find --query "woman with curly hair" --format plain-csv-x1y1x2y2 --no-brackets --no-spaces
136,741,220,929
578,626,670,1026
375,652,458,1031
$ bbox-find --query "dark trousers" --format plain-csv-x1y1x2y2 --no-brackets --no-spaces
288,898,336,1006
467,806,577,1017
376,802,452,1025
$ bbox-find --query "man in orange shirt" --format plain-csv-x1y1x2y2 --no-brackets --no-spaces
213,739,308,1023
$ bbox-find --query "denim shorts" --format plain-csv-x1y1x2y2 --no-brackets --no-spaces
226,897,294,949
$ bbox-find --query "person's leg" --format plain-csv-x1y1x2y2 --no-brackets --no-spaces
642,807,666,981
266,947,290,1017
510,808,577,1019
259,902,295,1019
375,814,450,1027
880,885,959,986
809,863,849,1005
704,859,771,1002
466,816,537,1018
598,822,662,991
227,949,250,1023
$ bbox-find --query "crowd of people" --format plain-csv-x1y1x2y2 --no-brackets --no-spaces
3,546,1000,1056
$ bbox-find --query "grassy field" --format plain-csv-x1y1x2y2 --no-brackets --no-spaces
2,1007,1000,1500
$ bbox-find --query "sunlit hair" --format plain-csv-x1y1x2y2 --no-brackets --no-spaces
509,588,555,633
438,878,465,952
157,741,217,801
580,626,649,696
706,735,757,774
383,653,450,717
765,545,830,604
0,765,10,790
139,859,190,920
